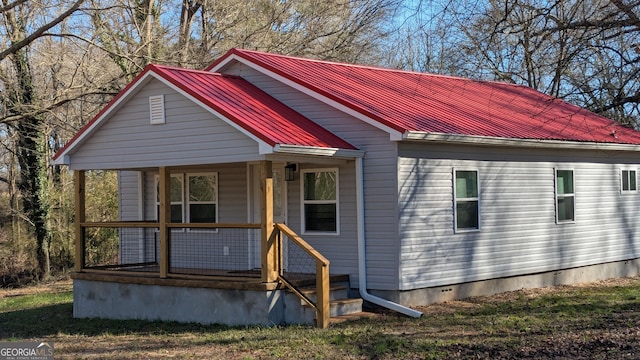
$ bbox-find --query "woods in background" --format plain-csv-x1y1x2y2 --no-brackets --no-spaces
0,0,638,283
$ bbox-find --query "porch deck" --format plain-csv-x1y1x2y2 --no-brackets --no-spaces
73,267,349,291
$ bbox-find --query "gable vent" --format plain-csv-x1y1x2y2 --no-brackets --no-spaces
149,95,165,124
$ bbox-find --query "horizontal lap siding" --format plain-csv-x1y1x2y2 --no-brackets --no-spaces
141,163,247,222
398,143,640,289
69,79,260,170
118,171,147,264
118,164,250,270
228,64,400,290
118,171,140,221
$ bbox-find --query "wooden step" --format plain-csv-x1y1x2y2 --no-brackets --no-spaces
297,285,349,304
327,297,363,317
285,274,350,287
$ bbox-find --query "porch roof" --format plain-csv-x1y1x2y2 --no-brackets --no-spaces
53,64,356,164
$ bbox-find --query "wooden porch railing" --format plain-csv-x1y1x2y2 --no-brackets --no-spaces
74,219,331,328
273,223,331,329
76,221,261,276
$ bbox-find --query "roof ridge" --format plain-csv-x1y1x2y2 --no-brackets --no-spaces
150,63,242,79
231,48,525,88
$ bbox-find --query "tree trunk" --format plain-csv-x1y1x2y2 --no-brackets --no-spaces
2,0,50,278
11,52,49,278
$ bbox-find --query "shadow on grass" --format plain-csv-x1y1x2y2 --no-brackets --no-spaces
0,302,239,340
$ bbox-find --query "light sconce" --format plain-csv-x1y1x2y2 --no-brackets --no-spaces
284,163,297,181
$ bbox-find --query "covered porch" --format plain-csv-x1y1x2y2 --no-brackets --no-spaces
71,161,335,328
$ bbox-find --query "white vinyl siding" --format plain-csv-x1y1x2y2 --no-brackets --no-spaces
122,165,248,270
118,171,141,221
398,142,640,290
67,79,261,170
223,63,398,289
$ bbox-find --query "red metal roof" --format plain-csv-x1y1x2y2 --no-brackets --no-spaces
210,49,640,145
53,64,355,160
149,65,355,149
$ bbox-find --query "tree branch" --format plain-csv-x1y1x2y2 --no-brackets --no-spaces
0,90,118,124
0,0,27,14
0,0,85,61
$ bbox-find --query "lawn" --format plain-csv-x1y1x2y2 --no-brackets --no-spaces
1,277,639,359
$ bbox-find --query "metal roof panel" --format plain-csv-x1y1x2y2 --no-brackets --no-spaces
215,49,640,145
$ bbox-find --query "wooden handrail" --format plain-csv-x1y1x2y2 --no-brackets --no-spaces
274,223,330,267
80,221,159,228
274,223,330,329
80,222,261,229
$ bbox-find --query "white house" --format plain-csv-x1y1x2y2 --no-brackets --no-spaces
53,48,640,327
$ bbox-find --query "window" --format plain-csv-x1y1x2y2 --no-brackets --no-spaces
621,169,637,193
156,173,218,223
187,174,217,223
555,169,574,223
302,169,338,233
454,169,479,231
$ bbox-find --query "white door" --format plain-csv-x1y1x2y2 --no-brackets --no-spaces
248,163,287,269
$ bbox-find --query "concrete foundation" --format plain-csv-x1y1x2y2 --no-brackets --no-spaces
369,258,640,307
73,259,640,325
73,279,299,326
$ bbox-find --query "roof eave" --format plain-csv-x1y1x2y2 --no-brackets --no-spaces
273,144,364,158
404,131,640,151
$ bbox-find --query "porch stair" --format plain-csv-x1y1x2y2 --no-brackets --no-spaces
284,275,375,325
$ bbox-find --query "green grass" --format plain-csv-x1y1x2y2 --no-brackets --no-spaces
1,278,640,359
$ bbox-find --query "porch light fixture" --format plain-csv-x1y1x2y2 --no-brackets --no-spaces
285,164,297,181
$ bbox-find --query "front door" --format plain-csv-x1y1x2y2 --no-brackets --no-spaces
248,163,287,269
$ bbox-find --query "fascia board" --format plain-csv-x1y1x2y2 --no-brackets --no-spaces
273,144,364,158
405,131,640,151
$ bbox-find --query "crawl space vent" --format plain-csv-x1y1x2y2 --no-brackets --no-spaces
149,95,165,124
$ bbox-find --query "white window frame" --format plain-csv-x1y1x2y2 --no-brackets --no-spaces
185,172,219,225
300,168,339,235
555,168,575,224
453,168,480,233
155,172,218,230
620,169,637,193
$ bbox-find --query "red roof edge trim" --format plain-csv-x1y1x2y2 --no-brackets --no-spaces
53,65,156,161
150,65,278,147
207,49,407,134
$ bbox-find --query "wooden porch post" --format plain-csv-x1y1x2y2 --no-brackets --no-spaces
159,166,171,278
74,170,86,272
261,160,277,282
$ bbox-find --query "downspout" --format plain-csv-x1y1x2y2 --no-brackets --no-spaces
356,157,423,318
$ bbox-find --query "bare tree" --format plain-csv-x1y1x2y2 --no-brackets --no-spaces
389,0,640,127
0,0,89,278
0,0,402,279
